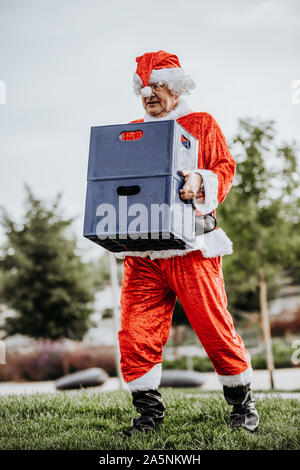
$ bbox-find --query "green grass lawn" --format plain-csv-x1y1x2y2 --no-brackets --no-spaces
0,389,299,450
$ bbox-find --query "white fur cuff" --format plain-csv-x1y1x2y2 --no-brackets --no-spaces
193,169,219,215
127,363,162,391
217,367,253,387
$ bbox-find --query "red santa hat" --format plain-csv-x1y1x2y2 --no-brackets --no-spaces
133,50,195,98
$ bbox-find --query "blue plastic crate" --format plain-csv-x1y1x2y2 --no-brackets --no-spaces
83,120,198,252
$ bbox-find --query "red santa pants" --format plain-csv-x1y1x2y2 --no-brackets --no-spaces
118,250,252,389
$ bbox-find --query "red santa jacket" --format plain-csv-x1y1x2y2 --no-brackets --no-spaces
115,100,236,260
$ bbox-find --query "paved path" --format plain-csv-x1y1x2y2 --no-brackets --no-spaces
200,367,300,391
0,368,299,395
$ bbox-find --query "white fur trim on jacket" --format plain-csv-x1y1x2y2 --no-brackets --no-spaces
192,169,219,215
133,68,195,97
199,227,233,258
114,228,233,260
217,367,253,387
143,98,192,122
127,363,162,391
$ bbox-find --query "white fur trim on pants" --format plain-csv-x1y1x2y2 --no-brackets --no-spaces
127,363,162,392
217,367,253,387
193,169,219,215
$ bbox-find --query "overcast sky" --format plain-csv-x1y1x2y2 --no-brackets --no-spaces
0,0,299,259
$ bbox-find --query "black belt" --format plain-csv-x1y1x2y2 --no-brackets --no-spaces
195,213,217,235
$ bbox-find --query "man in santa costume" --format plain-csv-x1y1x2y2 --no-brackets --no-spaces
115,50,259,436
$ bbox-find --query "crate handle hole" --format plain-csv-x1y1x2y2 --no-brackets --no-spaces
117,185,141,196
120,130,143,141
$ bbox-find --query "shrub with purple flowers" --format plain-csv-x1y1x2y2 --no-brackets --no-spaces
0,339,116,381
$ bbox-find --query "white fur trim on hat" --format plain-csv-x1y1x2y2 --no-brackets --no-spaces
133,67,195,97
133,73,143,95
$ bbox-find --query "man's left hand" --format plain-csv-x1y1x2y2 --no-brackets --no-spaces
179,170,203,201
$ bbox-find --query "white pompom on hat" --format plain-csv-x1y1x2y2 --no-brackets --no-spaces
133,50,195,97
141,86,152,97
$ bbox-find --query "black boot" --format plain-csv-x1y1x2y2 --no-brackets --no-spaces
121,389,165,437
223,383,259,432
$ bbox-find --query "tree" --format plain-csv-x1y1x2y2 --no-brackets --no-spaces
218,118,300,314
0,186,95,340
87,251,124,294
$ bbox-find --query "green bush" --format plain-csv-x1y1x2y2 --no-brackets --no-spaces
251,339,295,370
162,339,297,372
163,356,214,372
0,341,116,382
